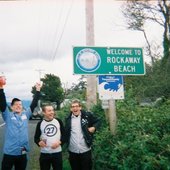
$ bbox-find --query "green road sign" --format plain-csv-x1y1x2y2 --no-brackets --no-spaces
73,46,145,75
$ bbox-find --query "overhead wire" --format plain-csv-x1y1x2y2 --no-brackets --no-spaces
51,0,74,61
40,1,52,60
34,1,62,62
48,0,65,61
30,0,74,64
36,1,43,60
37,1,66,61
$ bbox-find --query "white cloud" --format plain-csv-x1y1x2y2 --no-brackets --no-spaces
0,0,163,101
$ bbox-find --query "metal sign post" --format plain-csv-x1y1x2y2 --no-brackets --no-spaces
99,75,124,135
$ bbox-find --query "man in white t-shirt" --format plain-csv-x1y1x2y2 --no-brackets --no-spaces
34,104,64,170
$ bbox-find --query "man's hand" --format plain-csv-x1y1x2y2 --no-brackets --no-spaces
51,140,61,149
35,82,42,91
38,140,47,148
0,76,6,89
88,127,95,133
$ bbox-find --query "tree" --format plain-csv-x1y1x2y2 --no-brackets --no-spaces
121,0,170,65
120,0,170,101
66,76,86,100
124,61,170,101
32,74,64,110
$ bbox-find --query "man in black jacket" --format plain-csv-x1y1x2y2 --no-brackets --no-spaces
64,99,100,170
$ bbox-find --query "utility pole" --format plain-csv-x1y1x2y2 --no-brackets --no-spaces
108,99,117,135
85,0,117,134
35,69,45,81
86,0,97,110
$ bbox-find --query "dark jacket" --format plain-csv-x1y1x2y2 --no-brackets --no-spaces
64,110,100,147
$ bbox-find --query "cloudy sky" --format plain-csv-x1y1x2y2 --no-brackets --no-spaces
0,0,163,101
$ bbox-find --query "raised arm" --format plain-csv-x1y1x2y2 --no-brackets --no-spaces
30,82,42,112
0,86,7,112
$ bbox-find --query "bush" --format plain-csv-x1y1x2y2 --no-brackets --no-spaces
93,100,170,170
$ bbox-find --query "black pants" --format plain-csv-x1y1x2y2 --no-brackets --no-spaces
1,154,27,170
69,150,92,170
39,152,62,170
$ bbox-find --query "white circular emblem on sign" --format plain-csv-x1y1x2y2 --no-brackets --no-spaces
76,48,101,72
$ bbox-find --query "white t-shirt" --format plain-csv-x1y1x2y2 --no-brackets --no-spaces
40,118,62,153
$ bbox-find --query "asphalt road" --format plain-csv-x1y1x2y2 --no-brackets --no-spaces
0,118,40,170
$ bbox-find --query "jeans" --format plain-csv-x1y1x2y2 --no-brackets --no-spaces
69,150,92,170
1,154,27,170
39,152,62,170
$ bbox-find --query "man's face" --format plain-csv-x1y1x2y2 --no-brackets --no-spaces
70,103,81,116
43,106,54,121
11,101,23,114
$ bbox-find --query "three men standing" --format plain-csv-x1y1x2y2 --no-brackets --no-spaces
0,74,100,170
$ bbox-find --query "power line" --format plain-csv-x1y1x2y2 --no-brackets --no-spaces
48,0,65,60
51,0,74,61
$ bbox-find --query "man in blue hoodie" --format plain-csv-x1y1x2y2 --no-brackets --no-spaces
0,81,41,170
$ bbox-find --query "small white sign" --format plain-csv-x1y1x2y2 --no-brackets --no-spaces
98,75,124,100
101,100,109,109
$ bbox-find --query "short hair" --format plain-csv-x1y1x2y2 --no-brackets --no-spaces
42,104,54,112
71,99,82,107
11,98,21,106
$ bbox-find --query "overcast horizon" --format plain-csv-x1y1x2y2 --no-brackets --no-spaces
0,0,163,101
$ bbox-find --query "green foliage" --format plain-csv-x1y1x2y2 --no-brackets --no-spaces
29,71,170,169
56,109,69,123
122,1,170,63
29,84,170,169
66,89,86,101
93,99,170,170
125,60,170,102
91,101,108,127
66,76,86,101
32,74,64,110
121,1,170,101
